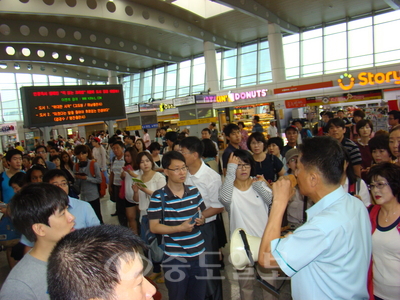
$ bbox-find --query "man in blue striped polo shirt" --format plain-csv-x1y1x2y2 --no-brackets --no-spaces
148,151,206,300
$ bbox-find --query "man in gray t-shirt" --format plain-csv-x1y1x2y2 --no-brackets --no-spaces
0,183,75,300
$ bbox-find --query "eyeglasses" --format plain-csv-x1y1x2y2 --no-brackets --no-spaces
166,167,188,174
368,182,389,190
52,182,68,188
250,141,263,146
237,164,251,170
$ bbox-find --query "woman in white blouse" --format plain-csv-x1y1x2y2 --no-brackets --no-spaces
132,152,166,281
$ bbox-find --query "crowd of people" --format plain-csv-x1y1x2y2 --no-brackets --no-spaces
0,109,398,300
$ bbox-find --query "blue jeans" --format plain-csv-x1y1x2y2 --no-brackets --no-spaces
163,257,207,300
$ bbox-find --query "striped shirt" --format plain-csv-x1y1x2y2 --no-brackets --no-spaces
341,138,362,166
147,184,206,260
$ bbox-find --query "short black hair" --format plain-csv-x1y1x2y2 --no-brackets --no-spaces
285,125,298,134
292,119,304,127
237,121,245,127
267,137,284,153
43,169,68,183
162,150,185,169
49,147,58,152
144,128,148,133
388,110,400,120
47,225,145,300
202,139,218,158
247,132,267,151
355,119,373,135
253,115,260,122
367,162,400,203
202,128,211,134
26,165,48,183
148,142,161,153
337,109,344,114
368,135,395,159
327,118,345,129
111,141,125,149
9,183,69,242
74,145,88,155
223,123,240,137
35,145,47,153
353,109,365,119
323,111,334,119
298,136,345,185
50,155,61,162
5,149,22,162
9,172,26,188
180,136,204,158
233,149,256,177
116,129,122,135
165,131,178,143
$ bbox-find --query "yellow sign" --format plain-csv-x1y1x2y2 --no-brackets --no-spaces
126,125,141,131
177,117,217,127
159,103,175,112
338,71,400,90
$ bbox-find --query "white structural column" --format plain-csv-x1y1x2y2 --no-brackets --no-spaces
203,41,220,92
108,70,118,84
268,23,286,83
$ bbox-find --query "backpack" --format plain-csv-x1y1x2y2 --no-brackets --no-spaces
75,161,107,198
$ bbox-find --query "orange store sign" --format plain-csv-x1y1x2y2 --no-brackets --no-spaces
338,71,400,90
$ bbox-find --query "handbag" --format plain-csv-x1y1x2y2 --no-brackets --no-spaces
146,189,165,263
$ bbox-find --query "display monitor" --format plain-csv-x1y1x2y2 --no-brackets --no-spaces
20,84,126,128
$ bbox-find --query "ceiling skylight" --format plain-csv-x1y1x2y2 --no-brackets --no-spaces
170,0,233,19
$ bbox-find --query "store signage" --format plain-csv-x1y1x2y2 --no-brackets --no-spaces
126,125,141,131
142,123,158,129
338,71,400,90
177,117,217,127
159,103,175,112
213,89,268,103
195,95,217,103
1,125,15,132
231,89,268,101
285,98,307,109
125,104,139,113
173,96,195,107
274,82,333,94
139,103,159,112
305,91,382,106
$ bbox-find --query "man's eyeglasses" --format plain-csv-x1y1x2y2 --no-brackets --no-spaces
166,167,188,174
52,182,68,188
368,182,389,190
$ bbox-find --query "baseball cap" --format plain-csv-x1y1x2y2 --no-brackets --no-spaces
285,148,299,163
93,137,101,143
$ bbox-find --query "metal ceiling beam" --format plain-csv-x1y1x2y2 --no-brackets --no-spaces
0,61,108,82
0,44,140,74
213,0,300,34
0,20,181,64
0,0,237,49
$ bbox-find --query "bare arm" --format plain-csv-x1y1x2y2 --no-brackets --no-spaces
202,207,224,219
258,178,292,268
149,218,194,234
353,164,361,178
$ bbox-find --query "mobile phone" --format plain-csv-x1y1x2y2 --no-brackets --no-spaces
189,210,201,224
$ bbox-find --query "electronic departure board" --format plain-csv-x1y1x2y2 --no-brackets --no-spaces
20,84,126,128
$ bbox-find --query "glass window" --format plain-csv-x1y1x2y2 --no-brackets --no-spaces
0,90,18,103
64,77,78,85
15,73,32,84
259,72,272,84
348,17,372,30
348,27,373,58
259,48,271,74
142,70,152,98
283,34,299,79
222,50,237,88
324,31,347,72
374,19,400,54
192,56,205,87
374,10,400,24
49,75,63,85
241,51,257,77
324,23,346,35
302,28,322,40
32,74,48,85
178,60,191,96
241,43,257,53
154,66,164,97
0,73,15,84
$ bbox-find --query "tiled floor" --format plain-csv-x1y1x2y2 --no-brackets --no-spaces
0,195,292,300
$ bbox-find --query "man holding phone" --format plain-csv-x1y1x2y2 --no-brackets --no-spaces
148,151,206,300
